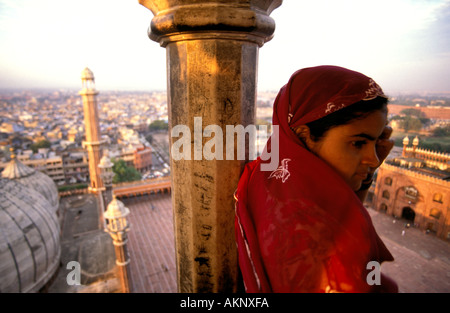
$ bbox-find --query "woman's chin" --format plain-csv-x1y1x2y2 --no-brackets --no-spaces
350,180,362,192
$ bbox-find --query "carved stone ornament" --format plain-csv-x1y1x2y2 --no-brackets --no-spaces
139,0,282,46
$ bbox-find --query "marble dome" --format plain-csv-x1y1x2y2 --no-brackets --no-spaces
0,178,61,293
1,157,59,215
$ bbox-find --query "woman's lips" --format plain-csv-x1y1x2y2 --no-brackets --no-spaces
356,172,369,180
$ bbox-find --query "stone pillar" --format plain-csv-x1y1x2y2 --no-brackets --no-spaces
139,0,282,292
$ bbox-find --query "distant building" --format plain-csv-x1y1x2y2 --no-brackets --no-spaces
118,144,152,173
133,146,152,173
62,150,89,184
372,136,450,241
67,128,78,142
131,122,148,133
0,153,66,185
388,104,450,120
0,150,89,186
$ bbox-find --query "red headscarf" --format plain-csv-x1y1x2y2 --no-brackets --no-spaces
234,65,397,293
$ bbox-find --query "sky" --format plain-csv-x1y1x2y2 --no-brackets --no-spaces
0,0,449,95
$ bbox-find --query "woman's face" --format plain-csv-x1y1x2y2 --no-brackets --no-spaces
307,110,388,191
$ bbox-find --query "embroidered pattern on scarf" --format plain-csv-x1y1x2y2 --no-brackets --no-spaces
268,158,291,183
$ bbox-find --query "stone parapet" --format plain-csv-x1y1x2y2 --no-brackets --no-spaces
381,163,450,188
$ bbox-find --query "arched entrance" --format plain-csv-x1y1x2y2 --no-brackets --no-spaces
401,207,416,222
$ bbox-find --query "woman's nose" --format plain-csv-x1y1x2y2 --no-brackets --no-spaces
363,145,380,168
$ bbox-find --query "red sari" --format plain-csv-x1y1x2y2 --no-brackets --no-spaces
234,66,398,293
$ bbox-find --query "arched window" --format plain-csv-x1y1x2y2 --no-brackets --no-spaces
384,177,392,186
429,208,441,219
382,190,390,199
433,193,443,203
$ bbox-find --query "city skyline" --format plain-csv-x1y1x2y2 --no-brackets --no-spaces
0,0,449,94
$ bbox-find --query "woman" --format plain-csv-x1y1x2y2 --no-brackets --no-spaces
234,65,398,293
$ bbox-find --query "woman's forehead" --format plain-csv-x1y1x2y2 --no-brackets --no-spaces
336,110,388,138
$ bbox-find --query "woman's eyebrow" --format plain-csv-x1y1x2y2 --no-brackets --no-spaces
351,133,377,141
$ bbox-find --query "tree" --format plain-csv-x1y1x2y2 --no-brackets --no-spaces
400,108,424,118
399,115,423,132
111,158,142,183
149,120,169,132
396,108,432,132
433,125,450,137
30,139,51,153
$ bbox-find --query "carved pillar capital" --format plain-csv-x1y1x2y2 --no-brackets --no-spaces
139,0,282,46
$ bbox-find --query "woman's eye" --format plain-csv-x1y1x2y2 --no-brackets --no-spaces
352,140,367,148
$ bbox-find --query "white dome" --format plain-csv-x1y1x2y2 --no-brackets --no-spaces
81,67,94,80
2,158,59,214
0,178,61,293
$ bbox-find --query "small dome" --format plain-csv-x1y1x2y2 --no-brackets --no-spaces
2,158,59,215
98,153,114,169
0,178,61,293
413,136,419,146
402,136,409,145
81,67,94,80
104,197,130,234
104,196,130,220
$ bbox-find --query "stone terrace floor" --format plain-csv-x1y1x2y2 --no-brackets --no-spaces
124,193,177,293
367,206,450,293
123,193,450,293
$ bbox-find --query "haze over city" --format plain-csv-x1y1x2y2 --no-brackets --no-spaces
0,0,449,94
